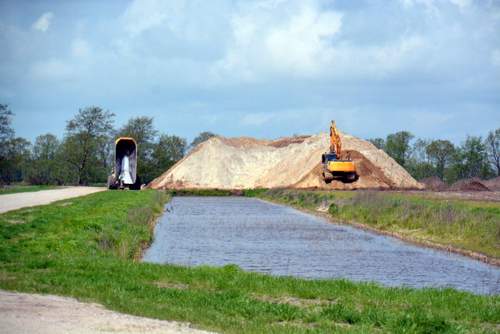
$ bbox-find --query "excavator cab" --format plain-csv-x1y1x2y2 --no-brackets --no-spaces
322,121,359,184
108,137,141,190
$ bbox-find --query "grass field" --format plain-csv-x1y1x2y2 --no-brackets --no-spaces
0,184,59,195
0,190,499,333
246,189,500,260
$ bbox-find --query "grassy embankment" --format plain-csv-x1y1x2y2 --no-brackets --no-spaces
245,189,500,261
0,190,499,333
0,184,59,195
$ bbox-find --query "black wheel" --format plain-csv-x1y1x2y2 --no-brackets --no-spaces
342,173,359,183
129,175,142,190
107,175,118,189
323,171,334,184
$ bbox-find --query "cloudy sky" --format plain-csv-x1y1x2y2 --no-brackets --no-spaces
0,0,499,143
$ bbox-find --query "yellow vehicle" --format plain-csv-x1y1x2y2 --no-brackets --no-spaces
107,137,141,190
322,121,358,183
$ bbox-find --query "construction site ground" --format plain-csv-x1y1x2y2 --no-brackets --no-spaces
0,186,106,214
0,290,213,334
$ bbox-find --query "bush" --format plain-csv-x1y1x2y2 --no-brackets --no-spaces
328,203,339,215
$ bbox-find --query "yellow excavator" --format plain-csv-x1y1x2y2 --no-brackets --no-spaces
321,121,358,183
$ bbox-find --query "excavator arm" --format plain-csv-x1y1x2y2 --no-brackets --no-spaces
329,121,342,157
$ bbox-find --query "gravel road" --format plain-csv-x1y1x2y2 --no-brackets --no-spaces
0,290,214,334
0,187,106,214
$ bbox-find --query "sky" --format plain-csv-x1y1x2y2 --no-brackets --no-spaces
0,0,499,143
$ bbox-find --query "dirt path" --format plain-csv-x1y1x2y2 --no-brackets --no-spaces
0,187,106,214
0,290,214,334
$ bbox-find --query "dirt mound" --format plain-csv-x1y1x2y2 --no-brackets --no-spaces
148,133,424,190
268,135,310,148
449,178,490,192
420,176,448,191
483,176,500,191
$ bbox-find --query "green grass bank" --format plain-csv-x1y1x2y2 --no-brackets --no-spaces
245,189,500,262
0,190,499,333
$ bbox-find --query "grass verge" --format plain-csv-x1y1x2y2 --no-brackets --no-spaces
0,190,499,333
0,184,59,195
248,189,500,262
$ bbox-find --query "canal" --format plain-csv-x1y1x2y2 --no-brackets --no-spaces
143,196,500,294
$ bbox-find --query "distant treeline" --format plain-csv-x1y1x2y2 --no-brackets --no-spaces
0,104,216,186
0,103,499,186
367,129,499,184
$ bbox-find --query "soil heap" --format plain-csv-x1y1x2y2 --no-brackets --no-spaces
449,178,490,192
483,176,500,191
419,176,448,191
148,133,424,190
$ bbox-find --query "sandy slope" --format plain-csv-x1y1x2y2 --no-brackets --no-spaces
0,290,214,334
149,133,423,190
0,187,106,214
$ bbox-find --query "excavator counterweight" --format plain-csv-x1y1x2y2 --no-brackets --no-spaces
322,121,359,184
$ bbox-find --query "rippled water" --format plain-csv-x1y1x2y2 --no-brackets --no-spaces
143,196,500,294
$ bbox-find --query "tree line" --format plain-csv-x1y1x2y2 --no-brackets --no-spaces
1,103,498,186
368,129,499,183
0,104,216,186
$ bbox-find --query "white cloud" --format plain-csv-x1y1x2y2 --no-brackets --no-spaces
449,0,472,9
32,12,54,32
265,7,341,75
400,0,470,8
212,1,342,82
122,0,188,37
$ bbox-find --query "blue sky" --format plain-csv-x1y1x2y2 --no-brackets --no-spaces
0,0,499,143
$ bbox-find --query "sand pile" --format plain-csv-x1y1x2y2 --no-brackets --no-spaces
149,133,423,190
420,176,448,191
449,178,490,192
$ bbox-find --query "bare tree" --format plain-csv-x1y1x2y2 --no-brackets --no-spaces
486,128,500,176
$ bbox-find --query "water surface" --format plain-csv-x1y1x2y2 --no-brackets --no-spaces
143,196,500,294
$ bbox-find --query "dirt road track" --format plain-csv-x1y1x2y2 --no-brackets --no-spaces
0,187,106,214
0,290,214,334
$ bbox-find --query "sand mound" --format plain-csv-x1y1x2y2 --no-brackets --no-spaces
420,176,448,191
483,176,500,191
449,178,490,192
148,133,423,190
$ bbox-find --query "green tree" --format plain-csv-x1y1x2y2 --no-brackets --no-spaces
447,136,493,182
368,138,385,150
0,104,15,184
426,139,455,180
117,116,158,183
1,137,31,184
190,131,217,149
485,128,500,176
63,106,115,185
151,134,187,179
0,105,31,184
26,134,62,185
117,116,157,148
0,104,14,145
406,139,435,180
384,131,414,167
